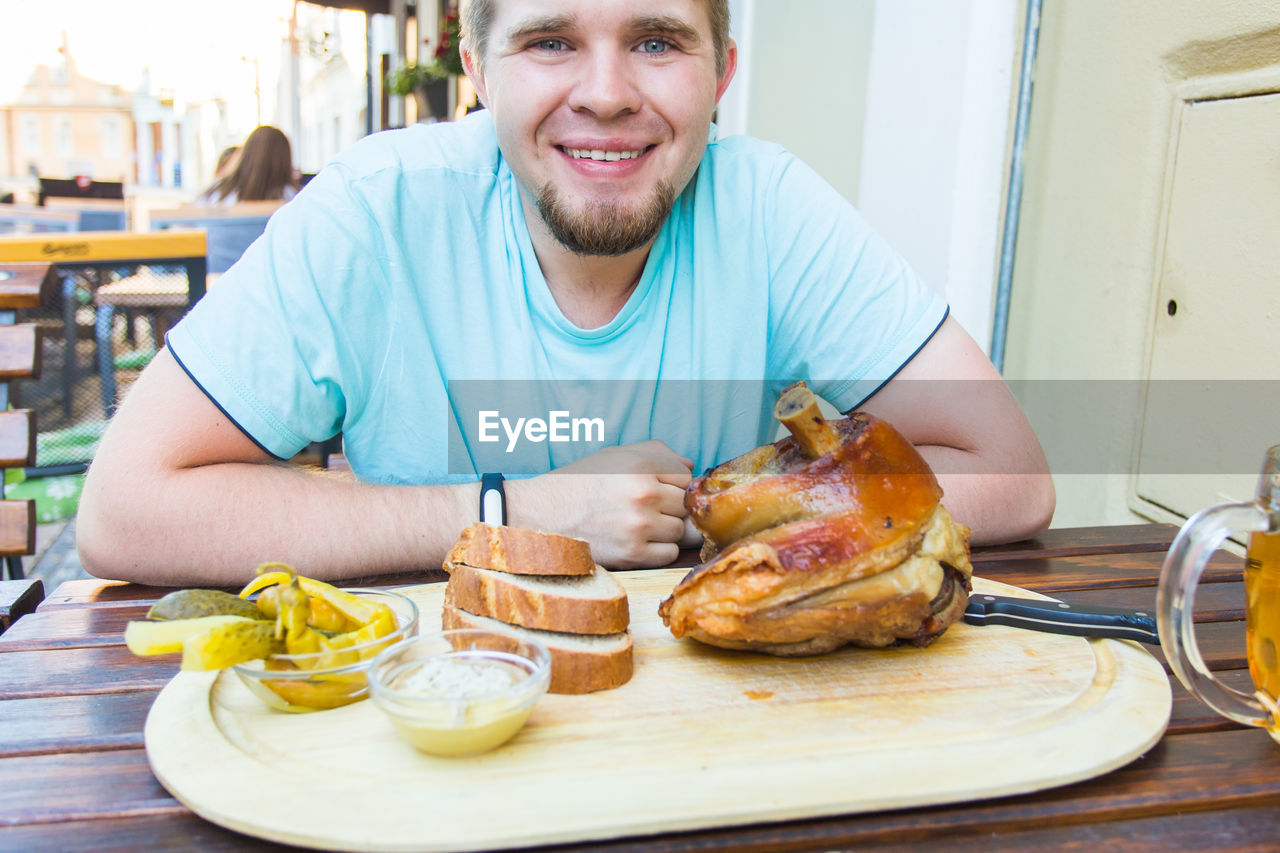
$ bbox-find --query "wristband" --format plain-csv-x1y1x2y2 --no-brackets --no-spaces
479,473,507,526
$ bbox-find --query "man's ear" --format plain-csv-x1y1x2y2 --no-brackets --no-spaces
714,38,739,103
461,41,489,108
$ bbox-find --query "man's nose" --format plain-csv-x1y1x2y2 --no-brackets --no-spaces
567,51,642,118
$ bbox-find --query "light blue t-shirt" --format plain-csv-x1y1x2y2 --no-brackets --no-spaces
166,111,946,484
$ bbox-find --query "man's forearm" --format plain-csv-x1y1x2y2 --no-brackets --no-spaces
78,461,480,587
915,445,1055,546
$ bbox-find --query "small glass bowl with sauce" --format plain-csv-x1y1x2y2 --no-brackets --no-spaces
233,589,419,713
368,628,551,757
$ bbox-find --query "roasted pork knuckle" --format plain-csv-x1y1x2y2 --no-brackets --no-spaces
659,383,973,656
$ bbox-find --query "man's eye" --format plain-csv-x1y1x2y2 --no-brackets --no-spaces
638,38,671,54
533,38,568,51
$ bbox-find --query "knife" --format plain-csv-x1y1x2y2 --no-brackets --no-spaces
963,593,1160,645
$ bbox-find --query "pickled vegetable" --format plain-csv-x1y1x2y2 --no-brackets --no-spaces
125,563,404,711
240,564,391,630
181,619,286,671
125,615,258,656
147,589,266,622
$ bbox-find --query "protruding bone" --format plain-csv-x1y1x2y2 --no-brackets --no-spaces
773,381,841,459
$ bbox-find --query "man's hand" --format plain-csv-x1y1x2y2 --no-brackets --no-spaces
507,440,697,569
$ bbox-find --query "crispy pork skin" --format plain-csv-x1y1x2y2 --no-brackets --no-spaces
660,384,973,655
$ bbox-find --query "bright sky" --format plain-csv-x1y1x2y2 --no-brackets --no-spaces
4,0,294,112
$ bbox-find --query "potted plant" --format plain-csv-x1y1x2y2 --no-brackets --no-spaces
385,11,463,121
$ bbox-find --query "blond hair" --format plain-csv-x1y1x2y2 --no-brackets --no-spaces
459,0,731,77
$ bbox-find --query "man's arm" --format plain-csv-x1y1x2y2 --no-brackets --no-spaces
854,316,1055,545
77,350,693,586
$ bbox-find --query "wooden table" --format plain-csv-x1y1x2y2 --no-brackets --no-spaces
2,523,1278,850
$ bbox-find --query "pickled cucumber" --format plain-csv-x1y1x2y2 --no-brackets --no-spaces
147,589,267,621
181,619,286,671
124,615,258,656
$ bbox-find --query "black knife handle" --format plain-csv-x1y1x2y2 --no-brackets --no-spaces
963,594,1160,645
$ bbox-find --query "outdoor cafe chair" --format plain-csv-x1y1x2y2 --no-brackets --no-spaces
0,206,79,235
44,198,128,233
148,201,282,274
0,262,57,580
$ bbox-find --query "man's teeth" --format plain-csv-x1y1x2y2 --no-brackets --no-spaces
564,148,644,161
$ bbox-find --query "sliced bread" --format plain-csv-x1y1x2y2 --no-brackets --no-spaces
443,604,633,694
445,523,595,577
444,563,630,635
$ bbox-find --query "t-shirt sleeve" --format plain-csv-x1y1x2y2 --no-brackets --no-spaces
165,163,383,459
762,152,948,412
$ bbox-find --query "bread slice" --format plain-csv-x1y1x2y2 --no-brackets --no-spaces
445,563,629,635
445,523,594,577
443,604,633,694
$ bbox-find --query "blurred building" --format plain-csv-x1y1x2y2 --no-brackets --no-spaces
0,37,136,184
130,70,183,189
283,1,371,174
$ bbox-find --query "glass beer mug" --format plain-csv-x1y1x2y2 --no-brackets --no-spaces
1158,444,1280,738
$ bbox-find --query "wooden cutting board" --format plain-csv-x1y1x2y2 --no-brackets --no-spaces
146,569,1171,852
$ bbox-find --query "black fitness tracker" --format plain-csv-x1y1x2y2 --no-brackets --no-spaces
479,472,507,525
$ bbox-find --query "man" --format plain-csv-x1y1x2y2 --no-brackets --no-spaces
77,0,1053,586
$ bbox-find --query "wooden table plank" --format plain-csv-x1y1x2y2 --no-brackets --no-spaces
844,805,1280,853
1169,667,1255,736
0,578,43,633
0,646,177,699
1061,581,1244,623
972,524,1179,562
1145,620,1247,672
534,804,1280,852
0,692,153,757
0,748,182,825
38,579,179,609
0,601,148,651
976,549,1243,594
5,805,1276,853
0,813,294,851
0,262,55,310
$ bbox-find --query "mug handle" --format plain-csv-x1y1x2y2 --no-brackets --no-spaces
1157,501,1275,727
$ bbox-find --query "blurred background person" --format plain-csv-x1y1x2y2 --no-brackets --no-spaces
213,146,240,180
198,126,298,205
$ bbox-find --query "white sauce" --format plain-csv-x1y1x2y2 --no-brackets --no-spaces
394,654,520,699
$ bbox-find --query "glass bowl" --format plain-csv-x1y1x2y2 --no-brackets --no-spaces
232,588,418,712
369,628,551,757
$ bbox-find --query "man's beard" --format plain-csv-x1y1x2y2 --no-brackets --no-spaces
535,180,676,257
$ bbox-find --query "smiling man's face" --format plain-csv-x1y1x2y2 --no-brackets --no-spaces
465,0,736,257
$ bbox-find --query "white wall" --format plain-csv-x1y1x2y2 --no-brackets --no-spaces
857,0,1018,354
720,0,874,206
721,1,1018,355
713,0,753,138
